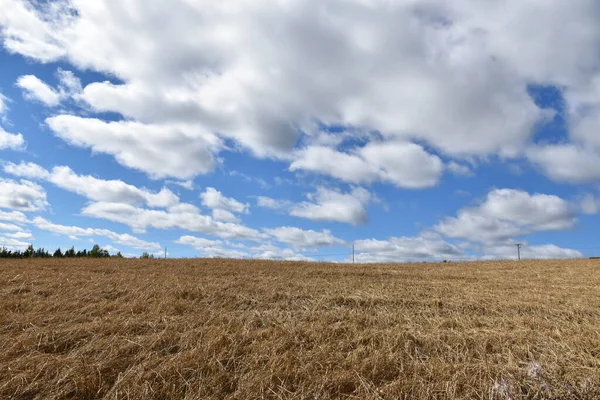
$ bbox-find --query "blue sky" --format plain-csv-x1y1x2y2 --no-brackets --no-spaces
1,0,600,261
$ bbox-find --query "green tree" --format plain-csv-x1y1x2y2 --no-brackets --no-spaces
65,247,75,257
23,244,34,258
89,244,102,258
53,248,64,257
140,252,154,259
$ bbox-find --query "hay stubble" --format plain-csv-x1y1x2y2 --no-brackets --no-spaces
1,258,600,399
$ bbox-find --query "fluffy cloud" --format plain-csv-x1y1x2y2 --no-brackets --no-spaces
435,189,576,243
264,226,344,248
447,161,474,177
527,144,600,183
354,232,464,263
290,141,443,188
3,161,50,179
0,126,25,150
32,217,161,250
200,187,248,214
82,201,263,240
175,236,248,258
290,186,372,225
0,179,47,211
0,236,30,250
6,0,598,181
3,162,179,207
16,74,61,106
0,93,6,112
46,116,221,179
255,196,292,211
175,235,314,260
480,243,583,260
0,222,25,232
0,210,27,223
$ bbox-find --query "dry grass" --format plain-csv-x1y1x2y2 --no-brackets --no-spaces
2,258,600,399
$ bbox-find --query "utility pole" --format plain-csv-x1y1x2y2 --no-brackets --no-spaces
515,243,522,261
165,247,167,259
352,243,355,264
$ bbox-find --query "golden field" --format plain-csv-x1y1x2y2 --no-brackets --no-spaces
1,258,600,399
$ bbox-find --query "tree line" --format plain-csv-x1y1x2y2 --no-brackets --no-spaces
0,244,124,259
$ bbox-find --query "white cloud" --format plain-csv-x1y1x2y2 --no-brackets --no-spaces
0,236,30,250
290,141,443,188
354,232,465,263
200,187,248,214
7,0,598,181
46,116,222,180
3,161,50,179
435,189,576,243
255,196,291,211
81,201,263,240
5,231,34,241
447,161,474,177
211,209,239,223
527,144,600,183
481,243,583,260
0,178,47,211
175,235,248,258
0,126,25,150
0,210,27,223
56,68,81,96
581,194,600,215
32,217,161,250
0,93,8,116
166,180,194,190
3,162,179,207
0,222,24,232
264,226,344,248
290,186,372,225
16,74,61,106
176,235,316,260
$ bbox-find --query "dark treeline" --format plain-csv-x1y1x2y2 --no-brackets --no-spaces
0,244,124,259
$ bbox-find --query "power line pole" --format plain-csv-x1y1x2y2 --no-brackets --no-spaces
165,247,167,259
352,243,355,264
515,243,522,261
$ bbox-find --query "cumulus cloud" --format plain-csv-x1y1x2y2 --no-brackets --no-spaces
0,210,27,223
527,144,600,183
354,232,465,263
200,187,248,214
3,161,50,179
290,186,372,225
447,161,474,177
46,116,222,179
16,74,61,106
6,0,598,182
255,196,292,211
264,226,344,248
175,236,248,258
435,189,576,243
0,93,8,116
480,243,583,260
0,178,47,211
175,235,314,260
81,201,263,240
0,222,25,232
0,126,25,150
290,141,443,188
3,162,179,207
0,236,30,250
32,217,161,250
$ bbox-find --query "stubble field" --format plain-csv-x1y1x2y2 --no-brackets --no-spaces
1,258,600,399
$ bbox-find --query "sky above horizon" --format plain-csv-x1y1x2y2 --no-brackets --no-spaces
1,0,600,261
